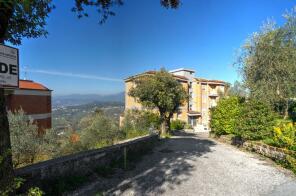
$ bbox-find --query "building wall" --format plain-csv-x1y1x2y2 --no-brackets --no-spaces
123,71,226,130
125,80,143,110
173,81,188,122
6,89,52,131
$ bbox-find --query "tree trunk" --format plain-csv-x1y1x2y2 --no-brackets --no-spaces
160,113,167,136
0,4,15,194
0,88,14,193
284,99,289,119
160,120,167,136
166,118,171,132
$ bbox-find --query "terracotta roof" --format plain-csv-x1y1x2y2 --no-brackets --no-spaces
19,80,50,91
125,71,188,82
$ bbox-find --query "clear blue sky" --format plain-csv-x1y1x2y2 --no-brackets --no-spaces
13,0,295,95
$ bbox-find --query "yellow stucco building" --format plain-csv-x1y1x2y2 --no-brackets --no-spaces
123,68,226,131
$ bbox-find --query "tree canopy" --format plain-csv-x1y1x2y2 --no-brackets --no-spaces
128,69,188,135
236,8,296,117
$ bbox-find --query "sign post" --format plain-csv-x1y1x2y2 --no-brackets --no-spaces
0,44,19,88
0,44,19,193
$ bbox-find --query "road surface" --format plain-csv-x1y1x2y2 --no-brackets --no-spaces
74,131,296,196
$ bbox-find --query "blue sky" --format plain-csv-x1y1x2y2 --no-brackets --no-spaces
12,0,295,95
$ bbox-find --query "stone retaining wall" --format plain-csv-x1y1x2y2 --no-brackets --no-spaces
213,134,296,168
15,134,158,189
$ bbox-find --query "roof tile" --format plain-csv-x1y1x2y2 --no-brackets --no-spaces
19,80,50,91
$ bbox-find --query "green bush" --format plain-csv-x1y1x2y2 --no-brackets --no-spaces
121,109,161,138
271,122,296,149
210,96,241,136
184,123,193,129
78,111,124,149
235,99,276,140
8,110,59,167
170,120,186,130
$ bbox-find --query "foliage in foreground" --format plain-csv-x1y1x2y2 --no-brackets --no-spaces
8,110,59,168
9,108,159,167
170,119,186,131
121,109,161,138
78,110,123,149
235,99,276,140
270,122,296,150
210,96,241,136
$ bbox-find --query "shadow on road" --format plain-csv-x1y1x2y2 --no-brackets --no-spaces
93,131,216,195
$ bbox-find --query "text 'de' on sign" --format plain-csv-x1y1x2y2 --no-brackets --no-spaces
0,44,19,88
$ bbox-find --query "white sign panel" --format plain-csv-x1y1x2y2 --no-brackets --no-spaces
0,44,19,88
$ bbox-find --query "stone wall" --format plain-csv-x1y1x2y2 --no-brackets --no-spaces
214,134,294,159
15,134,158,189
243,141,289,160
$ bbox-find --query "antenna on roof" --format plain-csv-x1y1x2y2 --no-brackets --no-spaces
23,66,28,80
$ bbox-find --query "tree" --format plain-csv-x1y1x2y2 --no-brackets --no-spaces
210,96,241,136
8,110,59,167
227,81,248,98
121,109,161,138
0,0,181,191
236,9,296,118
78,111,122,149
128,69,188,135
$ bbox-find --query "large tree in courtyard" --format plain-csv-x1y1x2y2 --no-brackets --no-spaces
0,0,180,193
236,8,296,118
128,69,188,135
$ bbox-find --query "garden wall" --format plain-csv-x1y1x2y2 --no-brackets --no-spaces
214,134,296,172
15,134,158,189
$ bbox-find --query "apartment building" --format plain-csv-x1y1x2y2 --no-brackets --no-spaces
5,79,52,132
123,68,226,131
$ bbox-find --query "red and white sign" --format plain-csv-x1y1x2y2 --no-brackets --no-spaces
0,44,19,88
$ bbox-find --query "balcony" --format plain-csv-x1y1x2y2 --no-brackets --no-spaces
209,91,218,97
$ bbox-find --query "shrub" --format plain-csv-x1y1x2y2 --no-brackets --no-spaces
78,111,124,149
55,131,85,156
121,109,161,138
235,99,276,140
170,120,186,130
8,110,59,167
272,122,296,149
210,96,241,136
184,123,193,129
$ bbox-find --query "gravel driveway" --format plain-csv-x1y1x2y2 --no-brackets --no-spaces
75,131,296,196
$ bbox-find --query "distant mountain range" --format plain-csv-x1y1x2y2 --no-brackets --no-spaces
53,92,125,107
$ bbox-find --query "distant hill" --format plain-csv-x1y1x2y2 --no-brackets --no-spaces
53,92,125,107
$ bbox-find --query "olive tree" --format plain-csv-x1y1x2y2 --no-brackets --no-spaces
128,69,188,135
236,8,296,118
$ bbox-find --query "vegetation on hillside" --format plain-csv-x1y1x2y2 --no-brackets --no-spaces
8,108,158,168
